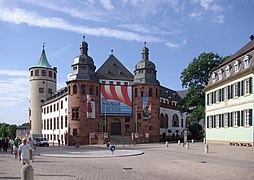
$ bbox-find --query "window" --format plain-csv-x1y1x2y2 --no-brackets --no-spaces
72,108,79,120
234,83,239,98
234,60,239,73
109,81,113,85
47,106,49,113
30,70,33,77
61,101,63,109
245,79,250,94
141,87,145,97
148,126,153,131
149,88,153,97
57,103,59,111
135,88,138,97
89,85,94,95
54,72,56,79
160,114,164,128
39,88,44,93
212,73,216,83
172,114,179,127
218,69,223,80
124,82,128,85
53,104,56,112
224,113,228,127
125,124,130,133
243,55,250,68
73,129,78,137
216,90,220,102
226,65,231,77
73,84,77,94
116,82,121,85
216,115,219,128
138,113,141,119
234,111,240,127
49,71,52,77
57,117,59,129
41,70,46,76
65,115,68,127
35,70,39,76
101,81,106,84
48,88,52,94
125,117,130,122
50,105,52,112
50,118,52,130
245,109,252,126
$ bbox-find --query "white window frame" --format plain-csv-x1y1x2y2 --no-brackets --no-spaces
226,65,231,77
216,115,219,128
234,60,239,73
209,93,212,105
245,79,250,95
212,73,216,83
245,110,250,126
216,90,220,102
209,116,212,128
234,112,238,127
224,113,228,127
243,55,250,69
234,83,238,98
218,69,223,80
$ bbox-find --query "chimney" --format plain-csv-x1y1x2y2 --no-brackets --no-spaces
250,35,254,41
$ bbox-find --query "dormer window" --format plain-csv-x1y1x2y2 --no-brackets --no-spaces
234,60,240,73
226,65,231,77
218,69,223,80
243,55,250,68
212,73,216,83
73,66,77,71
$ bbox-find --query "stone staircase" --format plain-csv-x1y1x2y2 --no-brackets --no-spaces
109,135,136,146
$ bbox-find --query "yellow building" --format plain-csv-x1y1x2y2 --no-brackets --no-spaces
204,35,254,147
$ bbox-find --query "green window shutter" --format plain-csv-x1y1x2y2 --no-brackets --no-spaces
207,94,209,105
213,115,216,128
219,114,221,128
249,77,252,94
249,109,252,126
231,85,233,99
241,81,244,96
219,89,221,102
221,114,224,127
227,86,230,99
228,113,231,127
222,88,224,101
241,111,244,126
207,117,209,128
237,111,240,126
237,82,240,96
212,92,214,104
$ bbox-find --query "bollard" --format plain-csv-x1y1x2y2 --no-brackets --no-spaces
165,141,168,147
21,164,34,180
205,144,209,153
191,139,194,144
186,142,189,149
203,138,206,143
178,140,180,145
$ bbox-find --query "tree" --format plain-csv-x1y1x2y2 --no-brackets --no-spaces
180,52,229,123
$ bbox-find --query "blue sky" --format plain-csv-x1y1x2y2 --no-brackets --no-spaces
0,0,253,125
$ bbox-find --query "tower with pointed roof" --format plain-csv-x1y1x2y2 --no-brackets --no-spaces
29,45,57,138
132,42,160,143
66,38,100,145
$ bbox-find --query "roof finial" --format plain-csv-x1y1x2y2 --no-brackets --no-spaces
43,42,45,49
144,41,147,47
111,49,113,55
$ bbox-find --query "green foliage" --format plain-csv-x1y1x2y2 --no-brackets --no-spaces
21,122,30,127
0,123,17,138
180,52,229,122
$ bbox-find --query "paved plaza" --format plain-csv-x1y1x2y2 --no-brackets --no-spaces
0,142,253,180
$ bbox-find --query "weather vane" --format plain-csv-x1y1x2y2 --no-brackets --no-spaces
43,42,46,49
111,49,113,55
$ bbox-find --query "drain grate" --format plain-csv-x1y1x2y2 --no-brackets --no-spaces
123,167,133,170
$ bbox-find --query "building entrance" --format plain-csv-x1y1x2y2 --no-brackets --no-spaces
111,118,121,135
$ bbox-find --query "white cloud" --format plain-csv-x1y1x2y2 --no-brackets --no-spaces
100,0,114,10
0,6,163,43
199,0,222,13
166,39,187,48
189,11,202,20
214,15,224,24
0,70,29,76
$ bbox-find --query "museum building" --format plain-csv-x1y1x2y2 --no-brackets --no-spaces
29,39,188,145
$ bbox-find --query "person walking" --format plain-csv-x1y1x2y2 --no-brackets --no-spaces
13,138,19,159
18,138,32,165
27,137,35,162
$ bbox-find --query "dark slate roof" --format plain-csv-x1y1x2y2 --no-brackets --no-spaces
214,38,254,71
176,90,188,99
43,86,68,105
96,54,134,80
160,85,183,102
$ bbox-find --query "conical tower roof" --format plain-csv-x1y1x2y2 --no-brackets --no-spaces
36,47,51,68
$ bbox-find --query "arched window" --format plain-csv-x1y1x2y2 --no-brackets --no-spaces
186,116,189,128
89,85,94,95
73,84,77,94
172,114,179,127
160,113,164,128
164,114,168,128
149,88,153,97
141,87,145,97
135,88,138,97
81,84,86,94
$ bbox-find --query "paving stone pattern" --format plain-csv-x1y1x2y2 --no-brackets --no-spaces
0,143,253,180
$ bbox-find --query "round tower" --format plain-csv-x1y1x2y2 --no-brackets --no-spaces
132,42,160,143
66,38,100,145
29,45,57,139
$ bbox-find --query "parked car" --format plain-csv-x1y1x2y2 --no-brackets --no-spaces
34,137,49,147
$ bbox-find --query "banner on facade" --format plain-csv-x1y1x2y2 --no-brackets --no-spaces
142,96,152,119
87,95,95,118
100,85,132,114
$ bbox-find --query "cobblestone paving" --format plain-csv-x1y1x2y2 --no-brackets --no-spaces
0,143,253,180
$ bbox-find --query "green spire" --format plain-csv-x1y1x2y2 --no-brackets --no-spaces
37,46,51,68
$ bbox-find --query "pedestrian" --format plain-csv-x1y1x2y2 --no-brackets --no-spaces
0,138,2,152
61,139,64,145
58,139,60,146
18,138,32,165
9,138,14,153
27,137,35,162
4,138,9,152
13,138,19,159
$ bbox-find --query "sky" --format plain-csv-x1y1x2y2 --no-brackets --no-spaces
0,0,253,125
